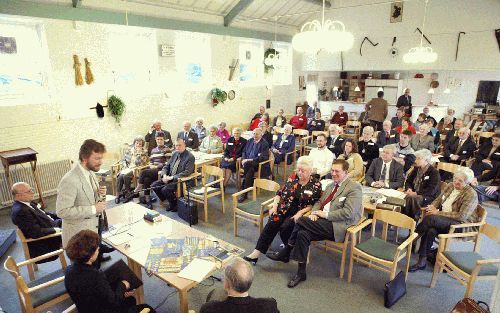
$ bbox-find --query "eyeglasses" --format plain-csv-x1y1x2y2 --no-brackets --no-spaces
18,188,34,194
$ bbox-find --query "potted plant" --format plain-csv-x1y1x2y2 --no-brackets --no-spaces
211,88,227,106
107,95,125,123
264,48,279,73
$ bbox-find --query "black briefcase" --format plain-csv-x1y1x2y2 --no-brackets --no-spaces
384,271,406,308
177,193,198,226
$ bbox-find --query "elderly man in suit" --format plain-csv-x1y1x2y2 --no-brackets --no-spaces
471,133,500,181
326,124,345,158
268,159,362,288
365,144,405,189
151,138,195,211
443,127,476,165
396,88,412,117
200,257,279,313
367,90,388,131
11,182,62,262
144,120,172,155
376,120,399,147
177,121,200,150
390,108,405,129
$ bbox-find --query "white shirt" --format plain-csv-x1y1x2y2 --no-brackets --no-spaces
78,163,97,214
442,189,460,213
309,147,334,177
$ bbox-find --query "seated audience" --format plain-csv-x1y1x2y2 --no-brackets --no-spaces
414,113,427,132
65,230,155,313
307,111,325,133
260,121,273,148
403,149,441,220
11,182,62,262
217,122,230,144
272,109,287,129
358,103,371,129
289,106,307,130
444,119,464,145
326,124,345,158
192,117,207,141
394,117,416,134
144,120,171,154
466,114,487,133
306,101,320,120
422,106,437,127
200,257,279,313
243,156,321,265
390,109,405,129
391,130,416,172
271,124,295,166
200,125,223,154
238,128,270,202
152,139,195,211
357,126,379,171
267,160,362,288
337,139,364,181
443,127,476,164
116,137,148,201
411,123,435,152
437,109,456,134
250,112,270,131
221,128,247,187
309,133,335,179
426,118,441,151
250,105,266,126
330,105,348,126
365,145,404,189
177,121,200,150
376,120,399,146
471,133,500,181
410,168,479,272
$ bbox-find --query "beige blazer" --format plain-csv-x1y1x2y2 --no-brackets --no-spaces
338,153,364,181
367,98,388,122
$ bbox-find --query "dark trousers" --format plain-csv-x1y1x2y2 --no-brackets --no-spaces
416,215,458,257
403,194,424,220
255,217,295,254
117,172,133,193
139,168,161,195
151,180,177,206
242,160,259,189
370,120,383,131
289,216,335,263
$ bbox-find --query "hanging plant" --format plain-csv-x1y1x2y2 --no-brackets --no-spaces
107,95,125,123
264,48,279,73
211,88,227,106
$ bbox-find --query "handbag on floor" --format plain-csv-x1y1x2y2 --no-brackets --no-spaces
384,271,406,308
177,184,198,225
451,298,490,313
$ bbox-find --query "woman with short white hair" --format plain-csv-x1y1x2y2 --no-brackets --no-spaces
243,156,321,265
199,125,223,154
357,125,379,170
192,117,207,141
411,123,435,152
410,167,479,272
271,124,295,167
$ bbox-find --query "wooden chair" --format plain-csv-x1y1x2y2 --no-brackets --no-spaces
4,250,71,313
16,227,65,281
474,131,494,146
344,121,362,140
273,147,297,180
183,165,225,223
293,129,310,156
236,153,274,189
437,162,465,181
111,150,149,197
347,209,418,282
100,151,120,195
430,223,500,298
232,179,280,237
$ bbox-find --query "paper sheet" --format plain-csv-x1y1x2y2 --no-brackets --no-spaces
375,188,406,199
192,186,217,194
177,258,216,282
107,232,134,245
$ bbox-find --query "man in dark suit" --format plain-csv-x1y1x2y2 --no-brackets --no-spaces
326,124,345,158
365,145,405,189
376,120,399,147
152,138,195,211
396,88,412,117
307,111,325,133
443,127,476,164
443,119,464,151
200,257,279,313
390,108,405,129
144,120,172,154
177,121,199,150
238,128,270,202
11,182,62,262
267,159,362,288
471,134,500,181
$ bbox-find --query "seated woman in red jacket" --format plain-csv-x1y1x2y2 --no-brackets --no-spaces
394,117,416,134
250,112,270,131
330,105,348,126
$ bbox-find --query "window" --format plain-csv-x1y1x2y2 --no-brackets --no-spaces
239,39,264,86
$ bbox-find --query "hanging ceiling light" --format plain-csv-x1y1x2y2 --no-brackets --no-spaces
354,86,360,92
427,88,435,94
403,0,437,64
292,0,354,53
377,87,384,92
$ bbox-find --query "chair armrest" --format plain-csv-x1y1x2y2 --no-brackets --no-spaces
476,258,500,265
177,172,201,182
232,187,254,198
438,232,480,241
28,276,65,293
450,222,483,230
261,198,275,207
18,249,65,267
347,219,373,235
396,232,419,252
24,231,62,243
205,178,224,187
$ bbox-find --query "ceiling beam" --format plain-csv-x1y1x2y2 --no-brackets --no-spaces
224,0,253,27
303,0,332,8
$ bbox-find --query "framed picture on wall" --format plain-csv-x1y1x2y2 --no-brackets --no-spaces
298,75,306,90
390,1,403,23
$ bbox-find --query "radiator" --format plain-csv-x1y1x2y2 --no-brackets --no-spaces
0,159,73,208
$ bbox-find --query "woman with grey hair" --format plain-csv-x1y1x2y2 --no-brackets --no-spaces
243,156,321,265
357,125,379,170
410,167,479,272
200,125,223,154
192,117,207,141
216,122,230,144
116,136,148,202
403,149,441,220
411,124,435,152
271,124,295,166
220,128,247,187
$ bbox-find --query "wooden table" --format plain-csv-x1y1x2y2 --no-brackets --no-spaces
103,203,243,313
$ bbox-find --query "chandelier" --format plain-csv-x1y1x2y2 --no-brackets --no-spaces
403,0,437,63
292,0,354,53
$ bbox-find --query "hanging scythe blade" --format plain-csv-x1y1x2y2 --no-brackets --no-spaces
415,28,431,45
360,37,379,56
455,31,466,61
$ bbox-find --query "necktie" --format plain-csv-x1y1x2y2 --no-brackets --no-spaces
184,132,188,140
171,156,181,176
89,173,99,202
320,184,339,209
386,132,389,139
455,140,463,154
380,163,387,181
30,202,54,221
90,173,108,232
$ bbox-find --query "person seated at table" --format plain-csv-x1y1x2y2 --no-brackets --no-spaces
411,123,435,152
144,120,171,155
330,105,348,126
309,133,335,179
376,120,399,147
65,230,156,313
471,133,500,180
221,128,247,187
357,126,379,171
437,109,456,134
267,159,362,288
177,121,200,150
336,139,364,181
394,117,416,135
391,130,416,173
259,121,273,148
250,112,270,131
466,114,488,133
192,117,207,141
271,124,295,166
390,108,405,129
365,145,404,189
200,257,279,313
11,182,62,262
425,118,441,151
290,106,307,130
422,106,437,127
250,105,266,126
200,125,223,154
402,149,441,220
409,168,479,272
442,127,476,165
307,111,325,133
151,139,195,212
306,101,320,121
238,128,270,202
116,137,148,202
217,122,230,145
326,124,345,158
414,113,427,132
243,156,321,265
358,103,371,129
272,108,287,129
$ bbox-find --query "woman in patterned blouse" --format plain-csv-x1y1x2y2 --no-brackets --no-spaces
243,156,322,265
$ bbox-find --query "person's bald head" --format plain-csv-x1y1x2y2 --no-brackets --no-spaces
224,257,254,294
11,182,34,202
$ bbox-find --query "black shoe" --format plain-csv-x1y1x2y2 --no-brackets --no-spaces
237,194,248,203
145,201,153,210
115,194,123,204
409,263,426,272
99,255,111,263
266,250,290,263
243,256,258,265
287,274,306,288
100,244,115,254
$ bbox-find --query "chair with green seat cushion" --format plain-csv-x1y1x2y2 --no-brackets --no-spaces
356,237,399,261
28,269,67,308
431,223,500,298
238,201,265,216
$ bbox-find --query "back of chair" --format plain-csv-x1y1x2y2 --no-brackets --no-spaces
254,178,280,193
311,130,328,137
480,223,500,243
4,256,20,279
203,165,223,179
475,131,494,145
16,227,28,243
293,129,309,137
437,162,463,174
373,210,416,240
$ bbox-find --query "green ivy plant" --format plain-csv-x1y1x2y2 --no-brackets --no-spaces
211,88,227,106
264,48,279,73
107,95,125,123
